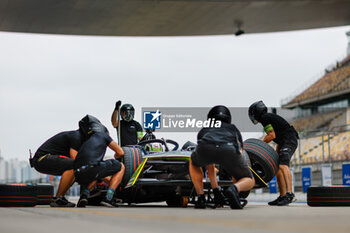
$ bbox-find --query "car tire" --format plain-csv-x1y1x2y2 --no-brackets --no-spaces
35,184,54,205
0,184,37,207
307,186,350,206
243,138,279,188
121,146,143,187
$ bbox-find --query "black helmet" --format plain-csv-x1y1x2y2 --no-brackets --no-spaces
248,101,267,124
207,105,231,123
120,104,135,122
79,115,109,139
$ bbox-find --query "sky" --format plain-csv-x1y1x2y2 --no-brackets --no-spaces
0,25,350,160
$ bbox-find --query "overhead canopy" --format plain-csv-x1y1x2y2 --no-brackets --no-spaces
0,0,350,36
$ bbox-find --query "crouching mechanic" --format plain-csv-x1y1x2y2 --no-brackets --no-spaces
249,101,299,206
189,105,255,209
74,115,125,207
31,130,84,207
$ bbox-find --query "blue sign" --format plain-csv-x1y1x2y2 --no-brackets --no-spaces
269,176,277,193
302,166,312,193
143,110,161,129
342,163,350,185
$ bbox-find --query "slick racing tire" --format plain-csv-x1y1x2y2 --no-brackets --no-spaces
121,146,143,187
307,186,350,206
35,184,54,205
243,138,279,188
0,184,37,207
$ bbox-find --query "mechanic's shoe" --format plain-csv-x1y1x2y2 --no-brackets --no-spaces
213,188,226,208
77,194,88,208
50,196,76,207
224,185,243,209
276,196,290,206
100,198,119,208
286,192,296,203
268,196,284,206
194,195,206,209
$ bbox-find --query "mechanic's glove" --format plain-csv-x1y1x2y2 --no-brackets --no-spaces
115,100,122,110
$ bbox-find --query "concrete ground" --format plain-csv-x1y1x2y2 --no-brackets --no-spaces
247,191,307,203
1,201,349,233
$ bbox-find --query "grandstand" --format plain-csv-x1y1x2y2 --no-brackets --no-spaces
282,31,350,165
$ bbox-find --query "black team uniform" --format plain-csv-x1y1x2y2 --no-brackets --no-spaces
32,130,83,207
74,132,122,207
112,102,143,146
74,132,121,185
260,113,299,166
190,105,255,209
249,101,299,206
118,120,143,146
33,130,82,175
191,122,252,180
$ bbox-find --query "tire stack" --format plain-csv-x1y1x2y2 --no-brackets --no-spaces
36,184,54,205
0,184,54,207
307,186,350,206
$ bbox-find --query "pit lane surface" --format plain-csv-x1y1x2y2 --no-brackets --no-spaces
1,203,349,233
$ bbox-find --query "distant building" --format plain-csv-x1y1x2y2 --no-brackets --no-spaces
0,156,6,183
0,156,45,183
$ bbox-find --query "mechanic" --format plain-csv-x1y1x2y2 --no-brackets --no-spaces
189,105,255,209
248,100,299,206
111,100,143,146
31,130,83,207
74,115,125,207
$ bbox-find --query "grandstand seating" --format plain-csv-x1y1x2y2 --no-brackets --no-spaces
288,57,350,104
291,109,346,133
294,131,350,164
284,55,350,165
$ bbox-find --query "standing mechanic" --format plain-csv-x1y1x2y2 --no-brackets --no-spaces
74,115,125,207
190,105,255,209
111,100,143,146
248,101,299,206
31,130,83,207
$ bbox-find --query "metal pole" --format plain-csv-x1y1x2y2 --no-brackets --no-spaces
328,131,331,163
117,106,121,145
298,134,302,165
321,133,325,162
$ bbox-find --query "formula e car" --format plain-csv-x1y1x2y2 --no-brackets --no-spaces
87,130,279,207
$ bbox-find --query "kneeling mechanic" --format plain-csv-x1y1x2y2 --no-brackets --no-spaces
190,105,255,209
74,115,125,207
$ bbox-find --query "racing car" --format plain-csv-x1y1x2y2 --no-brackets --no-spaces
87,129,279,207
